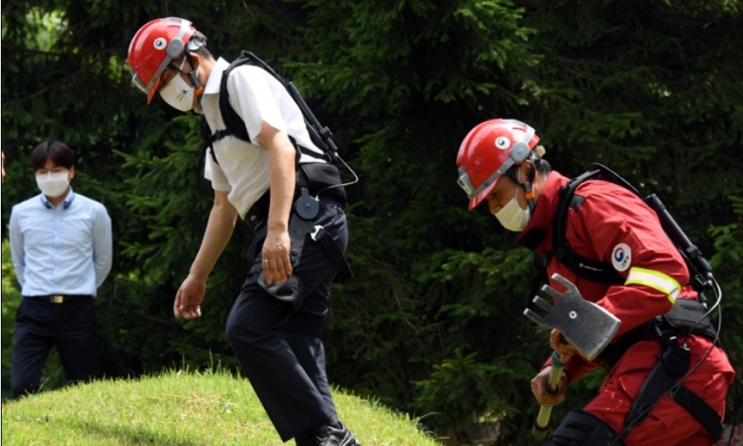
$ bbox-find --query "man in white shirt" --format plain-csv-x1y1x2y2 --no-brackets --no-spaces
128,18,359,446
9,141,112,398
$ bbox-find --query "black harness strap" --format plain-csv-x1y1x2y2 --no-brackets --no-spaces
601,299,718,372
311,226,352,283
670,385,724,441
200,119,223,166
527,251,549,311
201,55,252,166
551,169,624,284
202,51,332,166
622,314,723,442
523,168,623,309
545,163,652,286
599,320,654,371
217,57,251,142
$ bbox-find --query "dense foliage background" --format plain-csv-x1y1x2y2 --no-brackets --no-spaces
2,0,741,444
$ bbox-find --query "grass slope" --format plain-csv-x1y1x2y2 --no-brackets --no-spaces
1,370,439,446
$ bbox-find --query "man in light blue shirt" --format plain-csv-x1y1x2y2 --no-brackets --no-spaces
8,141,112,398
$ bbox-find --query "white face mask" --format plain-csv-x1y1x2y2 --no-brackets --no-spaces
36,171,70,198
159,59,197,111
494,189,531,232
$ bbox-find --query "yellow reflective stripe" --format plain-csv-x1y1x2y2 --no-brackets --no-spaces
625,267,680,304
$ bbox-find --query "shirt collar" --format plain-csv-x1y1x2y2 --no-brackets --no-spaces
40,187,75,210
517,171,570,252
203,57,230,96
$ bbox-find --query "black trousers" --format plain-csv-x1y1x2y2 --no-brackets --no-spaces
12,296,99,398
226,196,348,442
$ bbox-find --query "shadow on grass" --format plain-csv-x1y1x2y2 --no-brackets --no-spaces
41,417,208,446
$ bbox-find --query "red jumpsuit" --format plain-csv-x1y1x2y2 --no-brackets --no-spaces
518,171,735,446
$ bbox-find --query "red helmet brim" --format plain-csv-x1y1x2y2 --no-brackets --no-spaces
146,76,162,104
468,177,499,210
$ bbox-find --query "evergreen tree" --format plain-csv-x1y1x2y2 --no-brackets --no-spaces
2,0,740,443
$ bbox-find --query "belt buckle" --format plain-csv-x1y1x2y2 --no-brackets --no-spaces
51,295,64,304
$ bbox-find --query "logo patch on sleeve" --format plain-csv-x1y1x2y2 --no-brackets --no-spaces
612,243,632,272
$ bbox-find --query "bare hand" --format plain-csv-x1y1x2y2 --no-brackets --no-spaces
174,275,206,319
531,366,568,406
550,329,577,356
262,228,292,284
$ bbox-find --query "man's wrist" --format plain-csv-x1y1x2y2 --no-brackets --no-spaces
187,270,209,282
267,220,289,232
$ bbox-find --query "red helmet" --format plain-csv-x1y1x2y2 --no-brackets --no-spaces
127,17,198,104
456,119,540,210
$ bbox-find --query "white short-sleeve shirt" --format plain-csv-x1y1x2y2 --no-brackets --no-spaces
200,57,325,218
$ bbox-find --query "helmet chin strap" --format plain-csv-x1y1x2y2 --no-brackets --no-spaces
513,154,537,215
184,53,205,100
523,182,536,215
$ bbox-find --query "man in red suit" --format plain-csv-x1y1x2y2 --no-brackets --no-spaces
456,118,735,445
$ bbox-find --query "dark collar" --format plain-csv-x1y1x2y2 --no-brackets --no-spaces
517,172,570,253
40,188,75,210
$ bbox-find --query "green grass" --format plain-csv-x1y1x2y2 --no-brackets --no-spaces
1,369,440,446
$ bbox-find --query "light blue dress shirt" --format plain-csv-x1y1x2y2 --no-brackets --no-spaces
9,188,112,297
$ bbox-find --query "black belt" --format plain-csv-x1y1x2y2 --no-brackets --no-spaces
27,295,92,304
601,299,717,371
245,163,346,234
